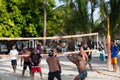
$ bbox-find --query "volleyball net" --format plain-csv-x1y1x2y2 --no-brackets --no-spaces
0,33,99,58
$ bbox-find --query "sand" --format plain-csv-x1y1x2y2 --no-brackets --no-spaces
0,53,120,80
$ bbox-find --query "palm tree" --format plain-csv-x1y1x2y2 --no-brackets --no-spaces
98,0,120,39
109,0,120,39
57,0,92,34
57,0,101,35
43,0,46,53
89,0,99,32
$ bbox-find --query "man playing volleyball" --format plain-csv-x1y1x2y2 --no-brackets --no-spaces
67,53,87,80
21,48,31,77
46,50,62,80
29,48,43,80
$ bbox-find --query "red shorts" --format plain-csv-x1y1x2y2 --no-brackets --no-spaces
31,66,42,73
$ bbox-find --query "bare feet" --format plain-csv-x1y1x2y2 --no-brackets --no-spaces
13,71,16,73
41,78,44,80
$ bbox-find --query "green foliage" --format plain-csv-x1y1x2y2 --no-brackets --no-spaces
0,0,63,37
56,0,90,35
0,0,119,39
98,0,120,39
58,0,120,39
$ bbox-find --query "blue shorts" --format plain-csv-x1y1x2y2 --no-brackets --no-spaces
78,71,87,80
11,60,17,66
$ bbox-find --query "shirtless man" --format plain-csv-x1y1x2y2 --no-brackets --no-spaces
46,50,62,80
79,47,88,65
67,54,87,80
21,48,31,77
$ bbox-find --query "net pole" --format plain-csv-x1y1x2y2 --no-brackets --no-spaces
107,17,111,71
96,33,99,49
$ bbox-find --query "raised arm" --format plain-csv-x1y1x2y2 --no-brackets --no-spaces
67,55,78,64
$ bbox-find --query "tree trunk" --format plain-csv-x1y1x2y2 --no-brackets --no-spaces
43,0,47,53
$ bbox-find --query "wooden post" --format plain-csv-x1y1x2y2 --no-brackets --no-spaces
107,17,111,71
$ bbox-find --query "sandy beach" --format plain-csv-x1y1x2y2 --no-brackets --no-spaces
0,52,120,80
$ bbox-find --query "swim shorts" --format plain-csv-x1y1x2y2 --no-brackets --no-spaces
23,61,31,70
111,57,118,65
11,60,17,66
78,70,87,80
48,70,61,80
31,66,41,73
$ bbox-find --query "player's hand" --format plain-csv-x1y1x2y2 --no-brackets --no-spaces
31,62,34,65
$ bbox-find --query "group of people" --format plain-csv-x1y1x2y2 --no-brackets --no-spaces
9,45,43,80
9,45,62,80
7,39,120,80
8,43,93,80
9,40,119,80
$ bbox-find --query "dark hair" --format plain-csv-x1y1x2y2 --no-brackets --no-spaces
111,40,114,43
78,53,83,57
48,50,54,57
